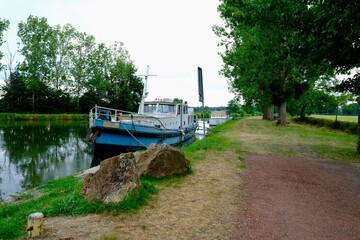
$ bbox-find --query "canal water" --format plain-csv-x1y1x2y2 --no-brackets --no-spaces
0,121,93,199
0,120,210,199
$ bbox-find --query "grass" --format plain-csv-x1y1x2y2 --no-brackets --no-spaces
231,116,360,162
0,176,158,240
1,116,359,239
310,114,358,123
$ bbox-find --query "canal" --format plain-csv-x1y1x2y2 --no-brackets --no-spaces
0,121,93,199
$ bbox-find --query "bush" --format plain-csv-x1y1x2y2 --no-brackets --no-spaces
293,117,357,134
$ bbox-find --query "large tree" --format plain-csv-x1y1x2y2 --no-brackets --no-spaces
0,18,10,71
107,41,143,112
69,31,97,110
17,16,55,111
306,0,360,153
51,23,76,90
215,0,329,124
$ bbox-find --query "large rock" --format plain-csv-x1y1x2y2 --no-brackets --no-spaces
81,144,190,203
81,152,141,203
135,144,190,178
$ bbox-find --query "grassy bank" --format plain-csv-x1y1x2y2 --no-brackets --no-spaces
1,117,359,239
0,113,88,121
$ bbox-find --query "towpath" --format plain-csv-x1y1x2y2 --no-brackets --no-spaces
36,118,360,239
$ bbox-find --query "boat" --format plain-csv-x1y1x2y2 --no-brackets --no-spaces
208,110,230,126
86,67,198,160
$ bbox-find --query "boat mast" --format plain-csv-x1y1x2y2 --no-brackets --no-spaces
138,65,156,114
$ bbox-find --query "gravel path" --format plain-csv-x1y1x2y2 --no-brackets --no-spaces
236,154,360,240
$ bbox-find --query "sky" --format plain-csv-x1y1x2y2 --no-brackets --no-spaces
0,0,234,107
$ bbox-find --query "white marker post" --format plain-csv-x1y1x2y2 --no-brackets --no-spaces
198,67,206,147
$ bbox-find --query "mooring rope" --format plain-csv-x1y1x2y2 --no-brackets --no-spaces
119,121,148,148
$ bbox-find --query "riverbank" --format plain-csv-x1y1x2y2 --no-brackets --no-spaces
0,113,87,121
1,117,359,239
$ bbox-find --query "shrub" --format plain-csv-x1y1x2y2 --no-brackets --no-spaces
293,117,357,134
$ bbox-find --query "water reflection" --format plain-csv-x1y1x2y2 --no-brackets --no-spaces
0,121,93,199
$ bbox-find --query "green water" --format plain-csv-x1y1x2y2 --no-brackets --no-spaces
0,121,93,199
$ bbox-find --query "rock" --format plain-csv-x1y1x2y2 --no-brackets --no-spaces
81,144,190,203
135,144,190,178
81,152,141,203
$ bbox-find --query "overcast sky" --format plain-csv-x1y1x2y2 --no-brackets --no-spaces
0,0,234,107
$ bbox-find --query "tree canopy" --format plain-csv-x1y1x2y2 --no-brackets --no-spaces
0,15,143,114
0,18,10,71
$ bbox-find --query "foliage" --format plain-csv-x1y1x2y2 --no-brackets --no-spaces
293,117,357,134
215,0,331,124
0,18,10,71
0,15,143,114
303,0,360,153
342,103,359,116
0,113,87,121
227,98,240,114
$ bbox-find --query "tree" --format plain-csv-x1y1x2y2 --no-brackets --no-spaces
215,0,329,124
69,31,96,110
227,98,240,114
0,18,10,71
305,0,360,153
1,71,32,112
50,24,76,90
107,42,143,112
17,16,55,111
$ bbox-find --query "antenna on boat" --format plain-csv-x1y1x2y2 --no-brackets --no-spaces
138,65,157,114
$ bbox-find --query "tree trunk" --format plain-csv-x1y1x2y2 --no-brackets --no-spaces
278,101,287,125
300,103,307,120
263,105,274,120
335,103,339,122
32,92,35,113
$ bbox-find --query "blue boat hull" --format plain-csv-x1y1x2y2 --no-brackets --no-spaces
88,120,197,160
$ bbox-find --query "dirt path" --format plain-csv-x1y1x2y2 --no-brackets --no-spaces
237,154,360,240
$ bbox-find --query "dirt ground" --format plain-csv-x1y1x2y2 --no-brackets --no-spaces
35,151,360,240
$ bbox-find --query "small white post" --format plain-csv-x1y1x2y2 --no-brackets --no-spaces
27,212,44,238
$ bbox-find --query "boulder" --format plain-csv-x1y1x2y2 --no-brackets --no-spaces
81,152,141,203
135,144,190,178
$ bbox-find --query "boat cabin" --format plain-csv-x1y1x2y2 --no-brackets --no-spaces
143,98,189,116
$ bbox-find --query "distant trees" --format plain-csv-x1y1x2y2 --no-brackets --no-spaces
0,15,143,114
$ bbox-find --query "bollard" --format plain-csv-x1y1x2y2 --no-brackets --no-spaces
27,212,44,238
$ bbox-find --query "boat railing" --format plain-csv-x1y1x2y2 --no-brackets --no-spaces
89,105,167,129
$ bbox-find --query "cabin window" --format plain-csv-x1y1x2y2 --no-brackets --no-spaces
183,105,188,114
159,104,175,113
144,104,157,113
158,104,176,113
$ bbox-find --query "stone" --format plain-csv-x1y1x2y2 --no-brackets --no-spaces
81,152,141,203
135,144,190,178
